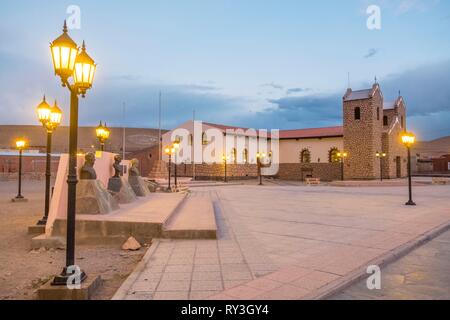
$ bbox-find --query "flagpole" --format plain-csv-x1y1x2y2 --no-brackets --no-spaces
122,102,126,160
158,91,162,161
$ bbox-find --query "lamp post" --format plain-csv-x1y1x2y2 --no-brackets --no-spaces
256,152,266,186
13,139,27,201
50,21,97,285
402,132,416,206
376,151,387,182
222,155,229,183
36,97,62,225
337,152,348,181
173,142,180,188
96,121,110,151
165,146,175,191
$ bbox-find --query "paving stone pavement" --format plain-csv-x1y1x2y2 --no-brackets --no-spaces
330,228,450,300
118,183,450,300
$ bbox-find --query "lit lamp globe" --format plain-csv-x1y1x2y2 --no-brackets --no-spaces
16,139,26,150
96,121,110,149
49,101,63,130
50,21,78,82
401,132,416,147
37,96,52,126
73,41,96,97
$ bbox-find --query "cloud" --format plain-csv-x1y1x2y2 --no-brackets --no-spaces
260,82,284,90
258,59,450,139
364,48,379,59
286,87,312,95
396,0,441,14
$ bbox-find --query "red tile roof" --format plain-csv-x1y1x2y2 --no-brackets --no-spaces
279,126,343,139
204,122,343,139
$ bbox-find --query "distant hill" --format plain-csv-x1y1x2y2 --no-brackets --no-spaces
0,125,168,155
413,136,450,159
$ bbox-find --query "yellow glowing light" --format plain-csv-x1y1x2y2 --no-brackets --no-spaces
50,21,78,80
49,101,63,128
401,132,416,147
15,139,26,150
37,96,52,124
96,121,110,143
73,41,96,96
173,142,180,150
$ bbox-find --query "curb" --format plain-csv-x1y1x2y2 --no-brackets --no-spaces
111,240,160,300
306,219,450,300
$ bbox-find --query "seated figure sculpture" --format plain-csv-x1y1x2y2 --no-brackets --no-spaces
107,155,137,203
76,152,119,214
128,158,151,196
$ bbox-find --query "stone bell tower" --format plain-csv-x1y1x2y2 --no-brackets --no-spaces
343,83,383,180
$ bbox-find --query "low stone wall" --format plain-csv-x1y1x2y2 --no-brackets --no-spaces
276,163,342,182
175,163,258,181
174,162,341,182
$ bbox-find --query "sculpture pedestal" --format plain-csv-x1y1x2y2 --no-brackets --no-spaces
108,177,137,204
148,159,168,179
129,176,151,197
76,180,119,215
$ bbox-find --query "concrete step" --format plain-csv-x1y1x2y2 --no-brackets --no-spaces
50,193,187,245
162,192,217,239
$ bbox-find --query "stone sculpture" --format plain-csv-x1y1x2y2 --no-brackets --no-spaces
128,158,151,197
76,152,119,214
80,152,97,180
107,155,137,204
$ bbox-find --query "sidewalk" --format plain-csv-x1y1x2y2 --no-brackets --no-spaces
114,184,450,300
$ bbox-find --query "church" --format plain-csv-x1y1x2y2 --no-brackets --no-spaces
159,82,408,181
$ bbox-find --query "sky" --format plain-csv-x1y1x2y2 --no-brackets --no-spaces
0,0,449,140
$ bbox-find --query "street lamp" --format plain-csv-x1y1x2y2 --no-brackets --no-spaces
256,152,267,186
402,132,416,206
375,151,387,182
173,142,180,188
222,155,229,183
337,152,348,181
96,121,110,151
13,138,27,201
50,21,97,286
165,146,175,191
36,97,63,225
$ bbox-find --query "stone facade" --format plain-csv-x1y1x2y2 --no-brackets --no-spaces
176,163,258,181
343,84,407,180
343,84,383,180
275,163,341,182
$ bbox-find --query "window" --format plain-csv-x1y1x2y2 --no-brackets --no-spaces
202,132,208,145
231,148,237,164
329,147,339,163
300,149,311,164
243,149,249,164
354,107,361,120
383,116,388,126
377,107,380,121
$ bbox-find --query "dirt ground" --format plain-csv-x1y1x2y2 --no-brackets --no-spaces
0,180,147,300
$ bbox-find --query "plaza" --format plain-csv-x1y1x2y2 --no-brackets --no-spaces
3,175,449,300
1,1,450,306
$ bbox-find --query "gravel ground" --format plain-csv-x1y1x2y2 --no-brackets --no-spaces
0,180,147,300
